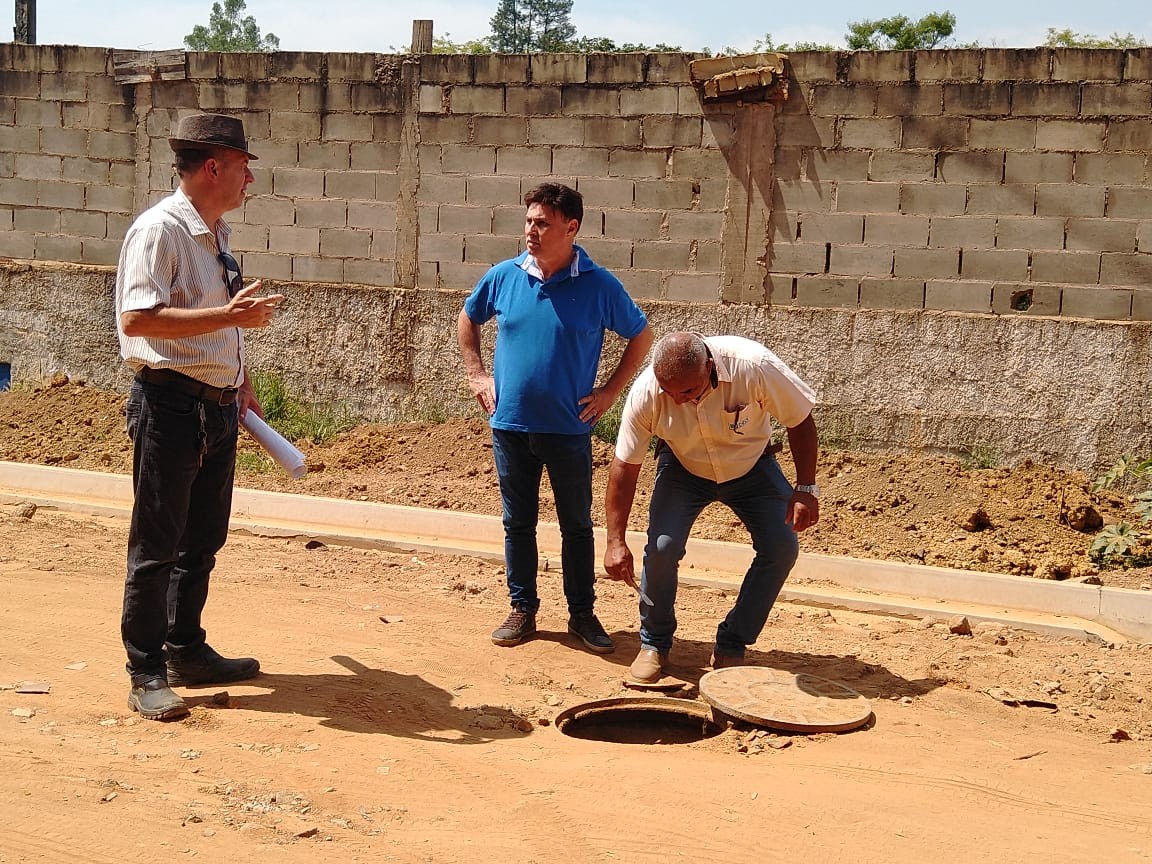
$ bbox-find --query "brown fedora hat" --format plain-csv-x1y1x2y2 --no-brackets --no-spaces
168,113,258,159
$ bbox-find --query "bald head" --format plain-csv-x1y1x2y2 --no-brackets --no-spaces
652,332,708,380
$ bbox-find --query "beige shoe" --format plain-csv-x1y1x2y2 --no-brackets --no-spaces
629,647,668,683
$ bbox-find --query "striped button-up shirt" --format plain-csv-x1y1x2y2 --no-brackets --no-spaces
115,187,243,389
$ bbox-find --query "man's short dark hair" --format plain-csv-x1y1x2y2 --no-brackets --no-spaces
523,183,583,226
173,146,232,178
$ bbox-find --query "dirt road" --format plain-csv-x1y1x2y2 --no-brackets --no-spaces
2,504,1150,863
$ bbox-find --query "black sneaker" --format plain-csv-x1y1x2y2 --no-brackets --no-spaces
491,607,536,646
567,612,614,654
128,677,189,721
168,644,260,687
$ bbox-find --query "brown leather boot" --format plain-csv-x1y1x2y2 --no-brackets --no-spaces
629,647,668,683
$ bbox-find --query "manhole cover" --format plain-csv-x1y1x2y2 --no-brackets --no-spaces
555,697,721,744
699,667,873,733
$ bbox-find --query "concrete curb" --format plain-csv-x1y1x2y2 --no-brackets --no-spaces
2,461,1149,643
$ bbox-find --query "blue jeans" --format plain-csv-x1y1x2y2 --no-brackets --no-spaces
640,448,799,657
121,381,237,684
491,429,596,616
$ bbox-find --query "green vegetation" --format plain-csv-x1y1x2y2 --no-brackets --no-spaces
1044,28,1146,48
184,0,279,52
489,0,576,53
959,441,998,471
592,400,624,445
846,11,957,50
1089,454,1152,568
236,450,274,474
249,370,355,445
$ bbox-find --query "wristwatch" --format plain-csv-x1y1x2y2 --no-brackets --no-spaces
794,483,820,498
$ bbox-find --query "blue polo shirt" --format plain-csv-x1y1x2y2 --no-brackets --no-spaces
464,245,648,435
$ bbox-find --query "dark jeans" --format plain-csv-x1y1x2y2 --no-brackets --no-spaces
640,449,799,657
121,380,237,684
491,428,596,616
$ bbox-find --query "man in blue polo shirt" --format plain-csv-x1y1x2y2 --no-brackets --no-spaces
457,183,652,653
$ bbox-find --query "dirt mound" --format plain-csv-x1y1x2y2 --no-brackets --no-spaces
1,379,1144,589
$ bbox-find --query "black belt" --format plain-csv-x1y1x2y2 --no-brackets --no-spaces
135,367,238,405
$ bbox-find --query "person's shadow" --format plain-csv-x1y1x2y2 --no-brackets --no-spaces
182,655,523,742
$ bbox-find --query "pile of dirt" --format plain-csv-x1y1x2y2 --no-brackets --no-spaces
2,378,1146,589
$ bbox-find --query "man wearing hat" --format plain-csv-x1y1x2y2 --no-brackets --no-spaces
115,113,284,720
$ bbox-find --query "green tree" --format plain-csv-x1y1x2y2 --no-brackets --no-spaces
1044,27,1145,48
753,33,837,52
845,11,956,50
184,0,279,52
432,33,493,54
489,0,576,53
567,36,682,52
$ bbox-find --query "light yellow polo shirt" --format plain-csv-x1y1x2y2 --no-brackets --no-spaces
615,335,816,483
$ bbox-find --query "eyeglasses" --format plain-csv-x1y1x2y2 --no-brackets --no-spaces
218,251,243,297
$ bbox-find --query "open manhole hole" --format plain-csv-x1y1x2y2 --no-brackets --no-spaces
555,697,722,745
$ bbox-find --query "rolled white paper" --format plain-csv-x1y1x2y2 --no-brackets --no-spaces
240,411,307,479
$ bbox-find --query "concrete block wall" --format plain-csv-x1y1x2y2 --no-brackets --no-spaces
775,47,1152,321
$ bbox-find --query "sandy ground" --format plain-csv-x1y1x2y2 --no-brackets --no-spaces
2,503,1152,863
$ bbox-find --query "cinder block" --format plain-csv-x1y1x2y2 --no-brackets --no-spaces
419,55,473,85
84,184,132,213
901,116,968,150
322,113,374,142
40,73,87,102
466,175,522,205
666,273,720,302
583,117,641,148
1036,184,1105,217
1074,153,1144,185
496,146,552,176
668,211,724,241
929,216,996,248
14,207,60,232
847,51,911,83
966,184,1035,216
16,98,62,127
291,255,344,282
992,282,1061,315
272,52,325,80
588,53,645,84
646,53,693,84
937,151,1003,182
639,116,699,148
345,258,397,286
464,234,522,264
60,101,91,128
900,183,966,216
579,237,633,269
859,277,924,309
35,234,83,263
982,49,1050,82
271,112,321,141
793,275,859,307
1052,49,1124,83
1064,285,1134,319
268,226,320,254
995,216,1064,250
295,198,347,228
505,86,562,116
770,180,830,214
840,118,901,149
697,178,727,209
620,86,680,116
894,247,959,278
473,117,528,146
553,146,609,176
943,83,1011,116
695,240,722,272
0,124,39,152
808,150,871,182
563,87,621,116
1100,252,1152,286
863,214,929,246
531,54,587,85
416,173,466,205
579,177,636,208
924,279,993,312
969,119,1036,150
797,213,863,244
417,232,464,263
1105,186,1152,218
1140,222,1152,253
375,173,400,201
1066,218,1137,252
2,71,39,98
474,55,530,85
55,46,110,74
273,168,324,197
418,84,445,114
107,213,132,239
451,85,506,115
221,53,268,80
914,50,982,83
438,205,493,234
492,205,526,235
228,223,267,252
348,201,397,230
875,84,942,117
812,84,877,117
244,196,295,225
299,141,350,170
618,269,662,299
61,209,107,238
352,83,404,113
631,178,697,212
417,116,469,144
37,180,84,209
1036,120,1105,152
829,245,892,276
351,142,402,171
632,240,692,269
1081,83,1152,116
1031,251,1100,283
834,181,899,213
316,228,369,258
786,52,840,84
961,248,1029,280
528,117,584,145
0,95,16,125
604,209,663,241
1004,152,1073,184
775,148,803,183
609,150,668,179
1009,83,1078,118
81,238,122,266
151,81,199,110
327,52,377,82
0,228,35,258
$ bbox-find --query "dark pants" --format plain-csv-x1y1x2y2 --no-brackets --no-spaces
491,428,596,616
121,380,238,684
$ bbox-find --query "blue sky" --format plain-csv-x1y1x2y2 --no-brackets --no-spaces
39,0,1152,54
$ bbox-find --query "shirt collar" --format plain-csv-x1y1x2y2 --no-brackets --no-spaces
170,187,231,241
518,244,590,281
703,336,732,385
